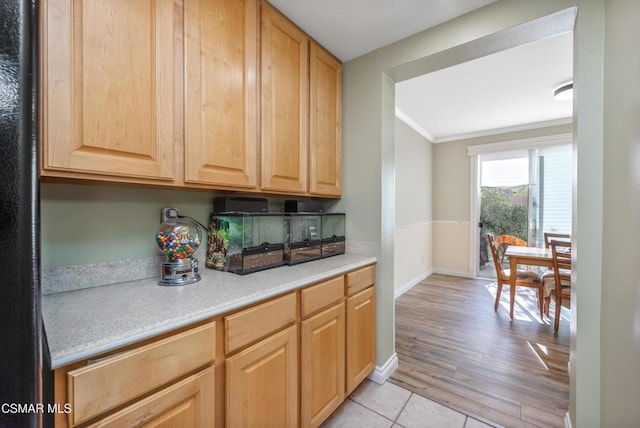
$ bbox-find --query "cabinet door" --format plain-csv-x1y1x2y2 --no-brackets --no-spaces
260,3,309,194
184,0,259,189
309,42,342,197
301,303,345,428
41,0,176,183
87,367,215,428
226,325,298,427
346,287,376,395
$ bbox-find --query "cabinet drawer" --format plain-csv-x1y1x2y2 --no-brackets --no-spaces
68,321,216,426
225,293,296,354
86,367,215,427
346,265,376,296
301,276,344,318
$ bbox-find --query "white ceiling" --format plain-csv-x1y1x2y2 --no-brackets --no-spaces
268,0,498,62
269,0,574,143
396,32,574,142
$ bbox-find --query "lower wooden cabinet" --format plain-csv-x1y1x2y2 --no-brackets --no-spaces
54,322,216,427
86,367,215,427
53,264,376,427
301,302,345,427
346,286,376,395
226,325,298,427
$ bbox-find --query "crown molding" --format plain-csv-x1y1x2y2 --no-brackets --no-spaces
395,113,573,145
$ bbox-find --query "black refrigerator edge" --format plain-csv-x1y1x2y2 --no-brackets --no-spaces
0,0,43,427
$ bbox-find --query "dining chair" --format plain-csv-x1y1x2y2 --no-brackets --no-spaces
487,234,544,321
545,240,572,331
541,233,571,316
543,232,571,248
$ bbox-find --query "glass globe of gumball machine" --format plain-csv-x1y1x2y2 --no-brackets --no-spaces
156,208,203,286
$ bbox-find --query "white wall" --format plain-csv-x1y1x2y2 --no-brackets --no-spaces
394,117,433,295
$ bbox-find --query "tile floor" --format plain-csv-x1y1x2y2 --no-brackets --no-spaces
322,380,496,428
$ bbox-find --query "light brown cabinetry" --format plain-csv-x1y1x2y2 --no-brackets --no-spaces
260,2,309,194
260,2,343,196
346,266,377,395
41,0,177,184
301,300,345,427
226,326,298,427
224,292,296,353
299,268,376,427
41,0,342,196
184,0,259,189
309,43,342,197
225,293,298,427
53,264,374,427
85,367,215,428
42,0,261,191
55,321,216,427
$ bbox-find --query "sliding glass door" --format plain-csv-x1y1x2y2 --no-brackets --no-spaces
534,144,573,244
477,144,572,278
479,151,529,278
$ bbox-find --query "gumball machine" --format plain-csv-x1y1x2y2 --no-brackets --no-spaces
156,208,203,286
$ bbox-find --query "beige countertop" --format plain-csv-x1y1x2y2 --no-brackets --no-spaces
43,254,376,369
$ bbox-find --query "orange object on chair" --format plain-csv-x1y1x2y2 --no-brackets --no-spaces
487,234,544,321
495,234,527,264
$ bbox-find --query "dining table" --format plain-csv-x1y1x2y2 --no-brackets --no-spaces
503,245,554,320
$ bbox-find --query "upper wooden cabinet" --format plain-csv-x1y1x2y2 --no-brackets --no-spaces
41,0,341,197
41,0,177,183
309,43,342,197
260,2,309,194
260,3,343,197
184,0,259,190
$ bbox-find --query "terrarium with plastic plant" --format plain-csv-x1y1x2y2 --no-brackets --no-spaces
207,213,285,275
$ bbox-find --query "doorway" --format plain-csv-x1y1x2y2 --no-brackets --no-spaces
474,142,573,278
478,151,530,278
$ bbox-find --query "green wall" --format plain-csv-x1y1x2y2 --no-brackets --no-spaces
338,1,605,426
602,0,640,424
41,183,295,268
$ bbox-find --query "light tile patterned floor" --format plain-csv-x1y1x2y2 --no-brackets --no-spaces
322,380,496,428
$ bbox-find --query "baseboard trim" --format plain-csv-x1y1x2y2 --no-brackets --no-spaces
564,411,572,428
432,268,474,278
395,270,433,299
368,353,398,385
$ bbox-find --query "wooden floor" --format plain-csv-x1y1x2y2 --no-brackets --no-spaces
390,274,570,428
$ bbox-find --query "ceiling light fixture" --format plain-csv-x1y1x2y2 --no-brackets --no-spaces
553,82,573,101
